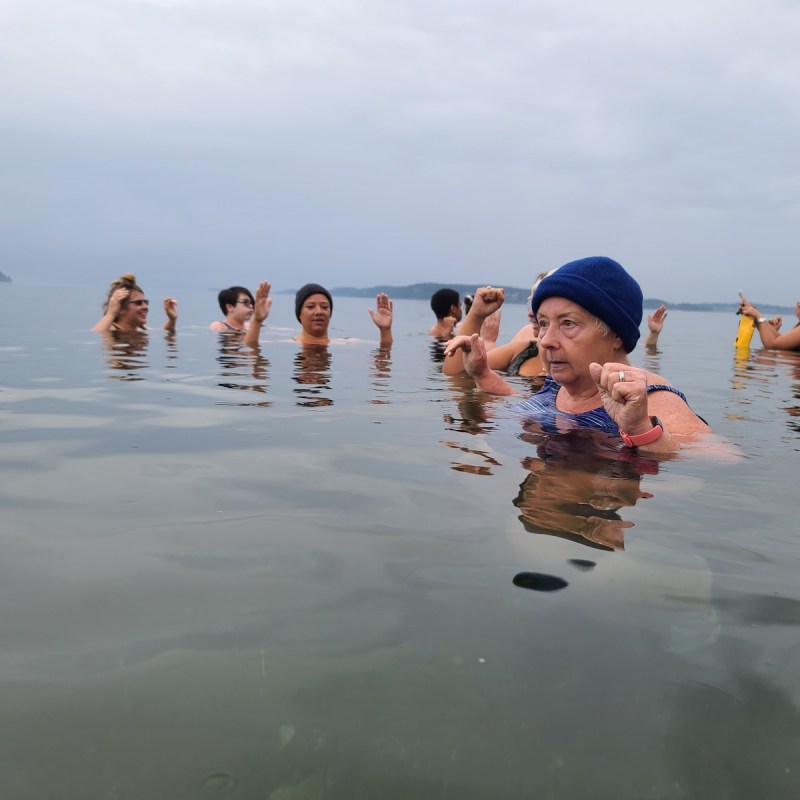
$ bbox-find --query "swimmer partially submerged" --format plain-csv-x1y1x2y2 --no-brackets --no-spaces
244,281,394,348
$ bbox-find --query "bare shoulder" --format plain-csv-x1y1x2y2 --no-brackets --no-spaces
643,370,672,386
648,388,710,435
775,326,800,350
510,323,534,344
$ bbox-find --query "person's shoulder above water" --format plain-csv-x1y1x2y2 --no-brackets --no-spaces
284,283,394,348
429,288,462,339
444,256,721,455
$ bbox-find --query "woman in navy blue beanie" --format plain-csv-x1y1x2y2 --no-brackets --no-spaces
443,257,710,452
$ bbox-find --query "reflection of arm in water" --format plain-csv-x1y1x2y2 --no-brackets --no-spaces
370,347,392,404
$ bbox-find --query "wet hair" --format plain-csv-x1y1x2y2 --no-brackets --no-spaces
103,273,143,317
218,286,254,315
430,288,460,319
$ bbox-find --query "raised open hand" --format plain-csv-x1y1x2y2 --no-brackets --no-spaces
368,293,393,330
164,298,179,321
253,281,272,322
647,305,667,334
479,308,502,345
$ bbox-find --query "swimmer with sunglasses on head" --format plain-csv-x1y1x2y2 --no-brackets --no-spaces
92,274,178,334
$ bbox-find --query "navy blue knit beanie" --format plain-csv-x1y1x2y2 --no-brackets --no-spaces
295,283,333,321
531,257,643,352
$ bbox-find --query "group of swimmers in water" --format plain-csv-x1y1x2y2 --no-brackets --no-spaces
92,259,798,454
92,274,393,349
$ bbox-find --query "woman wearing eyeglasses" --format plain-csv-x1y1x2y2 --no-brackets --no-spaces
210,284,272,334
92,274,178,334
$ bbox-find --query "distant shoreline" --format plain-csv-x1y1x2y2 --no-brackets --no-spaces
275,282,793,315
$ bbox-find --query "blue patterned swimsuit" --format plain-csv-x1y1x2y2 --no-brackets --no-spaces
515,376,690,435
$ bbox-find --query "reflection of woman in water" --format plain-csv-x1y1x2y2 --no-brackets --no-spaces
92,274,178,334
216,334,271,405
100,330,151,381
513,431,658,551
293,346,333,407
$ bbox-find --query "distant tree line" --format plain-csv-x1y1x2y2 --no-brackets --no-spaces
0,271,12,283
293,282,792,315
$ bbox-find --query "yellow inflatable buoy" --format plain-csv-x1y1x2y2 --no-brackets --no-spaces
734,313,754,349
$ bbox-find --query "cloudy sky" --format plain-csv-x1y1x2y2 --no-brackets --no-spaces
1,0,799,303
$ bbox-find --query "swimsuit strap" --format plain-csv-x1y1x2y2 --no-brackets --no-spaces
507,341,540,376
646,384,687,402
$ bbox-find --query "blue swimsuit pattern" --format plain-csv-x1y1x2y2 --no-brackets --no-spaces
515,376,689,436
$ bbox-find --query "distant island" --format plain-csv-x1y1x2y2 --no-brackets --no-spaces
278,282,792,315
0,271,11,283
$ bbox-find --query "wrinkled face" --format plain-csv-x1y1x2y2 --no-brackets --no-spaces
229,293,254,323
536,297,620,387
117,289,149,328
299,293,332,336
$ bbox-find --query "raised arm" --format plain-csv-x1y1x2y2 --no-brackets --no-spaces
163,298,178,333
479,309,501,352
244,281,272,348
588,362,710,453
739,293,800,351
368,293,393,347
643,305,667,349
443,334,516,395
442,286,505,374
91,287,127,332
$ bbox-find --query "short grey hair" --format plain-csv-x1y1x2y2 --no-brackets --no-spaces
592,315,611,337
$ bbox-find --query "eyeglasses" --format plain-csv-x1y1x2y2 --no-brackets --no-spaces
237,299,254,307
130,299,150,306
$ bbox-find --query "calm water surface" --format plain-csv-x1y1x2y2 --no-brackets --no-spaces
1,284,798,799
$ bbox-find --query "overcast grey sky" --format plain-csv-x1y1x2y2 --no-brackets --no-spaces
1,0,798,303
